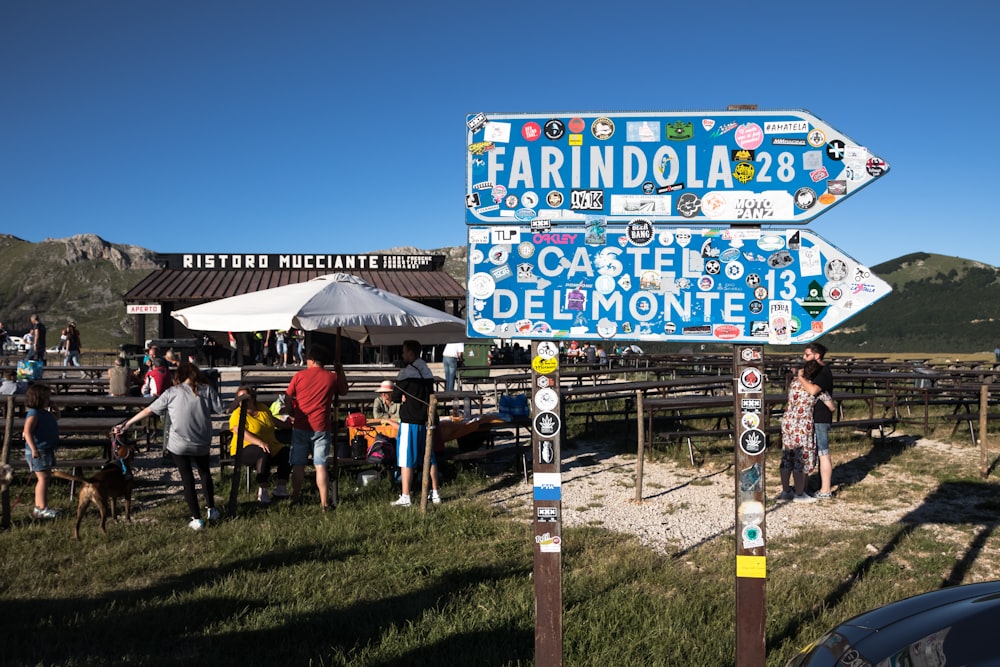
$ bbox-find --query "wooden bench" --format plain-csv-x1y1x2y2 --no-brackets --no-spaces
827,416,898,441
218,427,389,500
566,396,635,435
441,441,532,483
939,412,1000,446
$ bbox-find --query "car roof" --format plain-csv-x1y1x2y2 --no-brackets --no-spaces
789,581,1000,666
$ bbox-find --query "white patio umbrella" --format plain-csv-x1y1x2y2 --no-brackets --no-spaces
170,273,466,346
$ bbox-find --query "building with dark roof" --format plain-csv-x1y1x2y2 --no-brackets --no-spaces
122,252,467,363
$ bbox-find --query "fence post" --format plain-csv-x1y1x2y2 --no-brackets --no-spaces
980,384,989,478
634,390,645,504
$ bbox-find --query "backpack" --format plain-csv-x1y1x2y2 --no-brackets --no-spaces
367,433,395,466
350,432,368,459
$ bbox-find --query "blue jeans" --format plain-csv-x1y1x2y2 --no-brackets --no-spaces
815,422,831,457
290,429,331,467
443,356,459,392
25,444,56,472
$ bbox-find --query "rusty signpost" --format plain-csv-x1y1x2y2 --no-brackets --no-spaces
733,345,768,663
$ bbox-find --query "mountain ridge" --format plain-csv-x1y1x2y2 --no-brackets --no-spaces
0,235,996,354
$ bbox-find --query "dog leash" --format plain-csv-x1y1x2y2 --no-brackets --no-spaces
109,430,133,480
10,474,33,511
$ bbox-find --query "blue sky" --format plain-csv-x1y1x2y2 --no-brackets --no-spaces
1,1,996,269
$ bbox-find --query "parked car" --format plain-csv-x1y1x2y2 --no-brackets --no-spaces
786,580,1000,666
2,335,27,354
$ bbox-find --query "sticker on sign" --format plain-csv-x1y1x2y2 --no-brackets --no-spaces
466,109,888,226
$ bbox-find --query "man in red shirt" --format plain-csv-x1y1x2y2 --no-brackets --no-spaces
142,357,173,397
285,344,347,509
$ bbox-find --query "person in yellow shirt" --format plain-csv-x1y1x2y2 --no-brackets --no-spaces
229,385,291,504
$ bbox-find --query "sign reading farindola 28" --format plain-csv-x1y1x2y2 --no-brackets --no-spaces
466,225,891,345
465,110,889,225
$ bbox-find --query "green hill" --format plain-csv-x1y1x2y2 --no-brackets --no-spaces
822,252,1000,353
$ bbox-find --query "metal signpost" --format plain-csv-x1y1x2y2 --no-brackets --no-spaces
530,340,563,663
465,109,890,665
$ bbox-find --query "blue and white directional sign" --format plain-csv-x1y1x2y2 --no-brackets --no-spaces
466,224,891,345
465,110,889,226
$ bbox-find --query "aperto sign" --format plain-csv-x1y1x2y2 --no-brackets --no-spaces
465,110,889,226
465,224,891,345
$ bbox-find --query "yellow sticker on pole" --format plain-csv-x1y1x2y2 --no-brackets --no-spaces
532,355,558,375
736,555,767,579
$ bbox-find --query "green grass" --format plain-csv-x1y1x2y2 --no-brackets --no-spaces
4,415,1000,666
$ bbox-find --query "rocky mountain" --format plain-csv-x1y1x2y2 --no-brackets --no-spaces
0,234,159,350
1,235,997,354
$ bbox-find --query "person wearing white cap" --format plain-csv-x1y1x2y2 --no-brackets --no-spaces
372,379,400,423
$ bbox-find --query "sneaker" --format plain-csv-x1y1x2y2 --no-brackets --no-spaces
429,491,441,505
814,491,834,500
206,507,221,521
272,485,289,498
32,506,59,519
188,518,205,530
777,490,795,501
793,493,818,503
258,488,271,505
391,494,411,507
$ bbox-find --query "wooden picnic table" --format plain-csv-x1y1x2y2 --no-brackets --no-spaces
244,370,446,394
40,365,111,380
2,393,150,415
561,374,731,402
2,393,158,451
639,388,896,456
33,377,111,394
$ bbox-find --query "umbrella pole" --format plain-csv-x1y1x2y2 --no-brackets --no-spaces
331,327,343,508
420,395,437,513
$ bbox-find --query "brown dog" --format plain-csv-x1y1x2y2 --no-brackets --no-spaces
53,443,135,539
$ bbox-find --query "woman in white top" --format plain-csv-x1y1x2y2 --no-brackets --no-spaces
116,363,224,530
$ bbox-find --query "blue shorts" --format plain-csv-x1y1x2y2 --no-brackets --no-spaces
397,422,435,469
290,429,331,467
24,445,56,472
275,339,287,354
815,422,831,457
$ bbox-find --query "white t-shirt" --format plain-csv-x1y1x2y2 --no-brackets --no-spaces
443,342,464,359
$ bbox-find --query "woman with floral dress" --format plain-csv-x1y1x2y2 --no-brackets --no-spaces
779,359,834,503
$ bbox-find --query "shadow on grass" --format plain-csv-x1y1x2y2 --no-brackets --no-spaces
769,478,1000,654
826,434,920,491
3,539,534,666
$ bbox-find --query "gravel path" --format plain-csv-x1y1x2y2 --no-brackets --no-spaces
478,435,968,557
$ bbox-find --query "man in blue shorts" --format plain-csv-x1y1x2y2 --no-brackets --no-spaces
391,339,440,507
285,343,347,509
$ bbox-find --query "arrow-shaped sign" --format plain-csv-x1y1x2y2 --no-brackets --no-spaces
466,224,890,345
465,109,888,226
